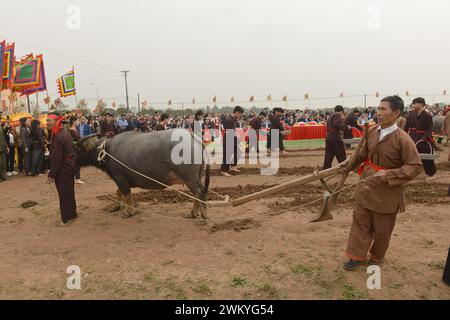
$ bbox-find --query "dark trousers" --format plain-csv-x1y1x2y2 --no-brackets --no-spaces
323,140,347,169
23,149,32,174
221,135,239,172
17,146,24,172
8,146,15,172
55,171,78,223
31,145,44,175
75,166,81,179
416,141,437,177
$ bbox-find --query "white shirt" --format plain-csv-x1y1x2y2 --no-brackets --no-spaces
377,123,398,142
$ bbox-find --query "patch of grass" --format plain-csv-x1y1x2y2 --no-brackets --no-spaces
342,284,367,300
231,276,250,288
256,283,280,298
426,261,445,270
161,260,175,266
388,283,403,289
191,282,212,296
424,240,435,247
313,277,336,298
143,271,158,282
263,265,274,274
47,288,65,298
291,264,313,277
164,278,187,300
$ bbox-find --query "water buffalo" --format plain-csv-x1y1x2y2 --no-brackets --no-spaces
75,130,210,219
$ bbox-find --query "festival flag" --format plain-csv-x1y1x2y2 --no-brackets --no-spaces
0,41,5,87
304,93,309,100
22,55,47,95
56,68,76,97
2,43,15,88
266,94,272,101
282,95,287,102
12,54,42,88
44,96,51,104
249,96,255,102
230,96,235,103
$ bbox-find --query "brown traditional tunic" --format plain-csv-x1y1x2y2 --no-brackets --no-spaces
346,125,422,262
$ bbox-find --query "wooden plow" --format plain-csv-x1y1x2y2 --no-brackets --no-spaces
207,124,370,223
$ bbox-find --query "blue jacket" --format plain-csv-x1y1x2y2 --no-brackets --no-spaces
76,123,93,138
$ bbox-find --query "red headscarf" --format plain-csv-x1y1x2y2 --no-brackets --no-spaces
47,114,64,136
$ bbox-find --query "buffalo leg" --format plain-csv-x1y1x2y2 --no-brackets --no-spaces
185,179,207,219
110,189,124,213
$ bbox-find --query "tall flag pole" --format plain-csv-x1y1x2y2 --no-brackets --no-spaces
0,40,5,88
73,66,78,108
282,95,288,109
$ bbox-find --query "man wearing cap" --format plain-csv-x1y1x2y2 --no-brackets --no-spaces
46,113,78,226
405,97,437,180
323,105,347,169
100,113,117,137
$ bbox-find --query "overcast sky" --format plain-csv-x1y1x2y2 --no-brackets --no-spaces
1,0,449,109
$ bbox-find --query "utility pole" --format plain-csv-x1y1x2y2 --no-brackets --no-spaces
121,70,130,111
137,93,140,113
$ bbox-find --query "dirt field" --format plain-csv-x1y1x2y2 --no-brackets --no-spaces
1,145,449,300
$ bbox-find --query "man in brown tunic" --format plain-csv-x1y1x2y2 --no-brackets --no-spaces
343,96,422,270
323,105,347,169
46,113,78,225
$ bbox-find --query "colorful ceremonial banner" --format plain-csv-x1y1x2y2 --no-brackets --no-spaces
57,68,76,97
0,41,5,87
12,55,42,88
22,55,47,95
2,43,15,87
